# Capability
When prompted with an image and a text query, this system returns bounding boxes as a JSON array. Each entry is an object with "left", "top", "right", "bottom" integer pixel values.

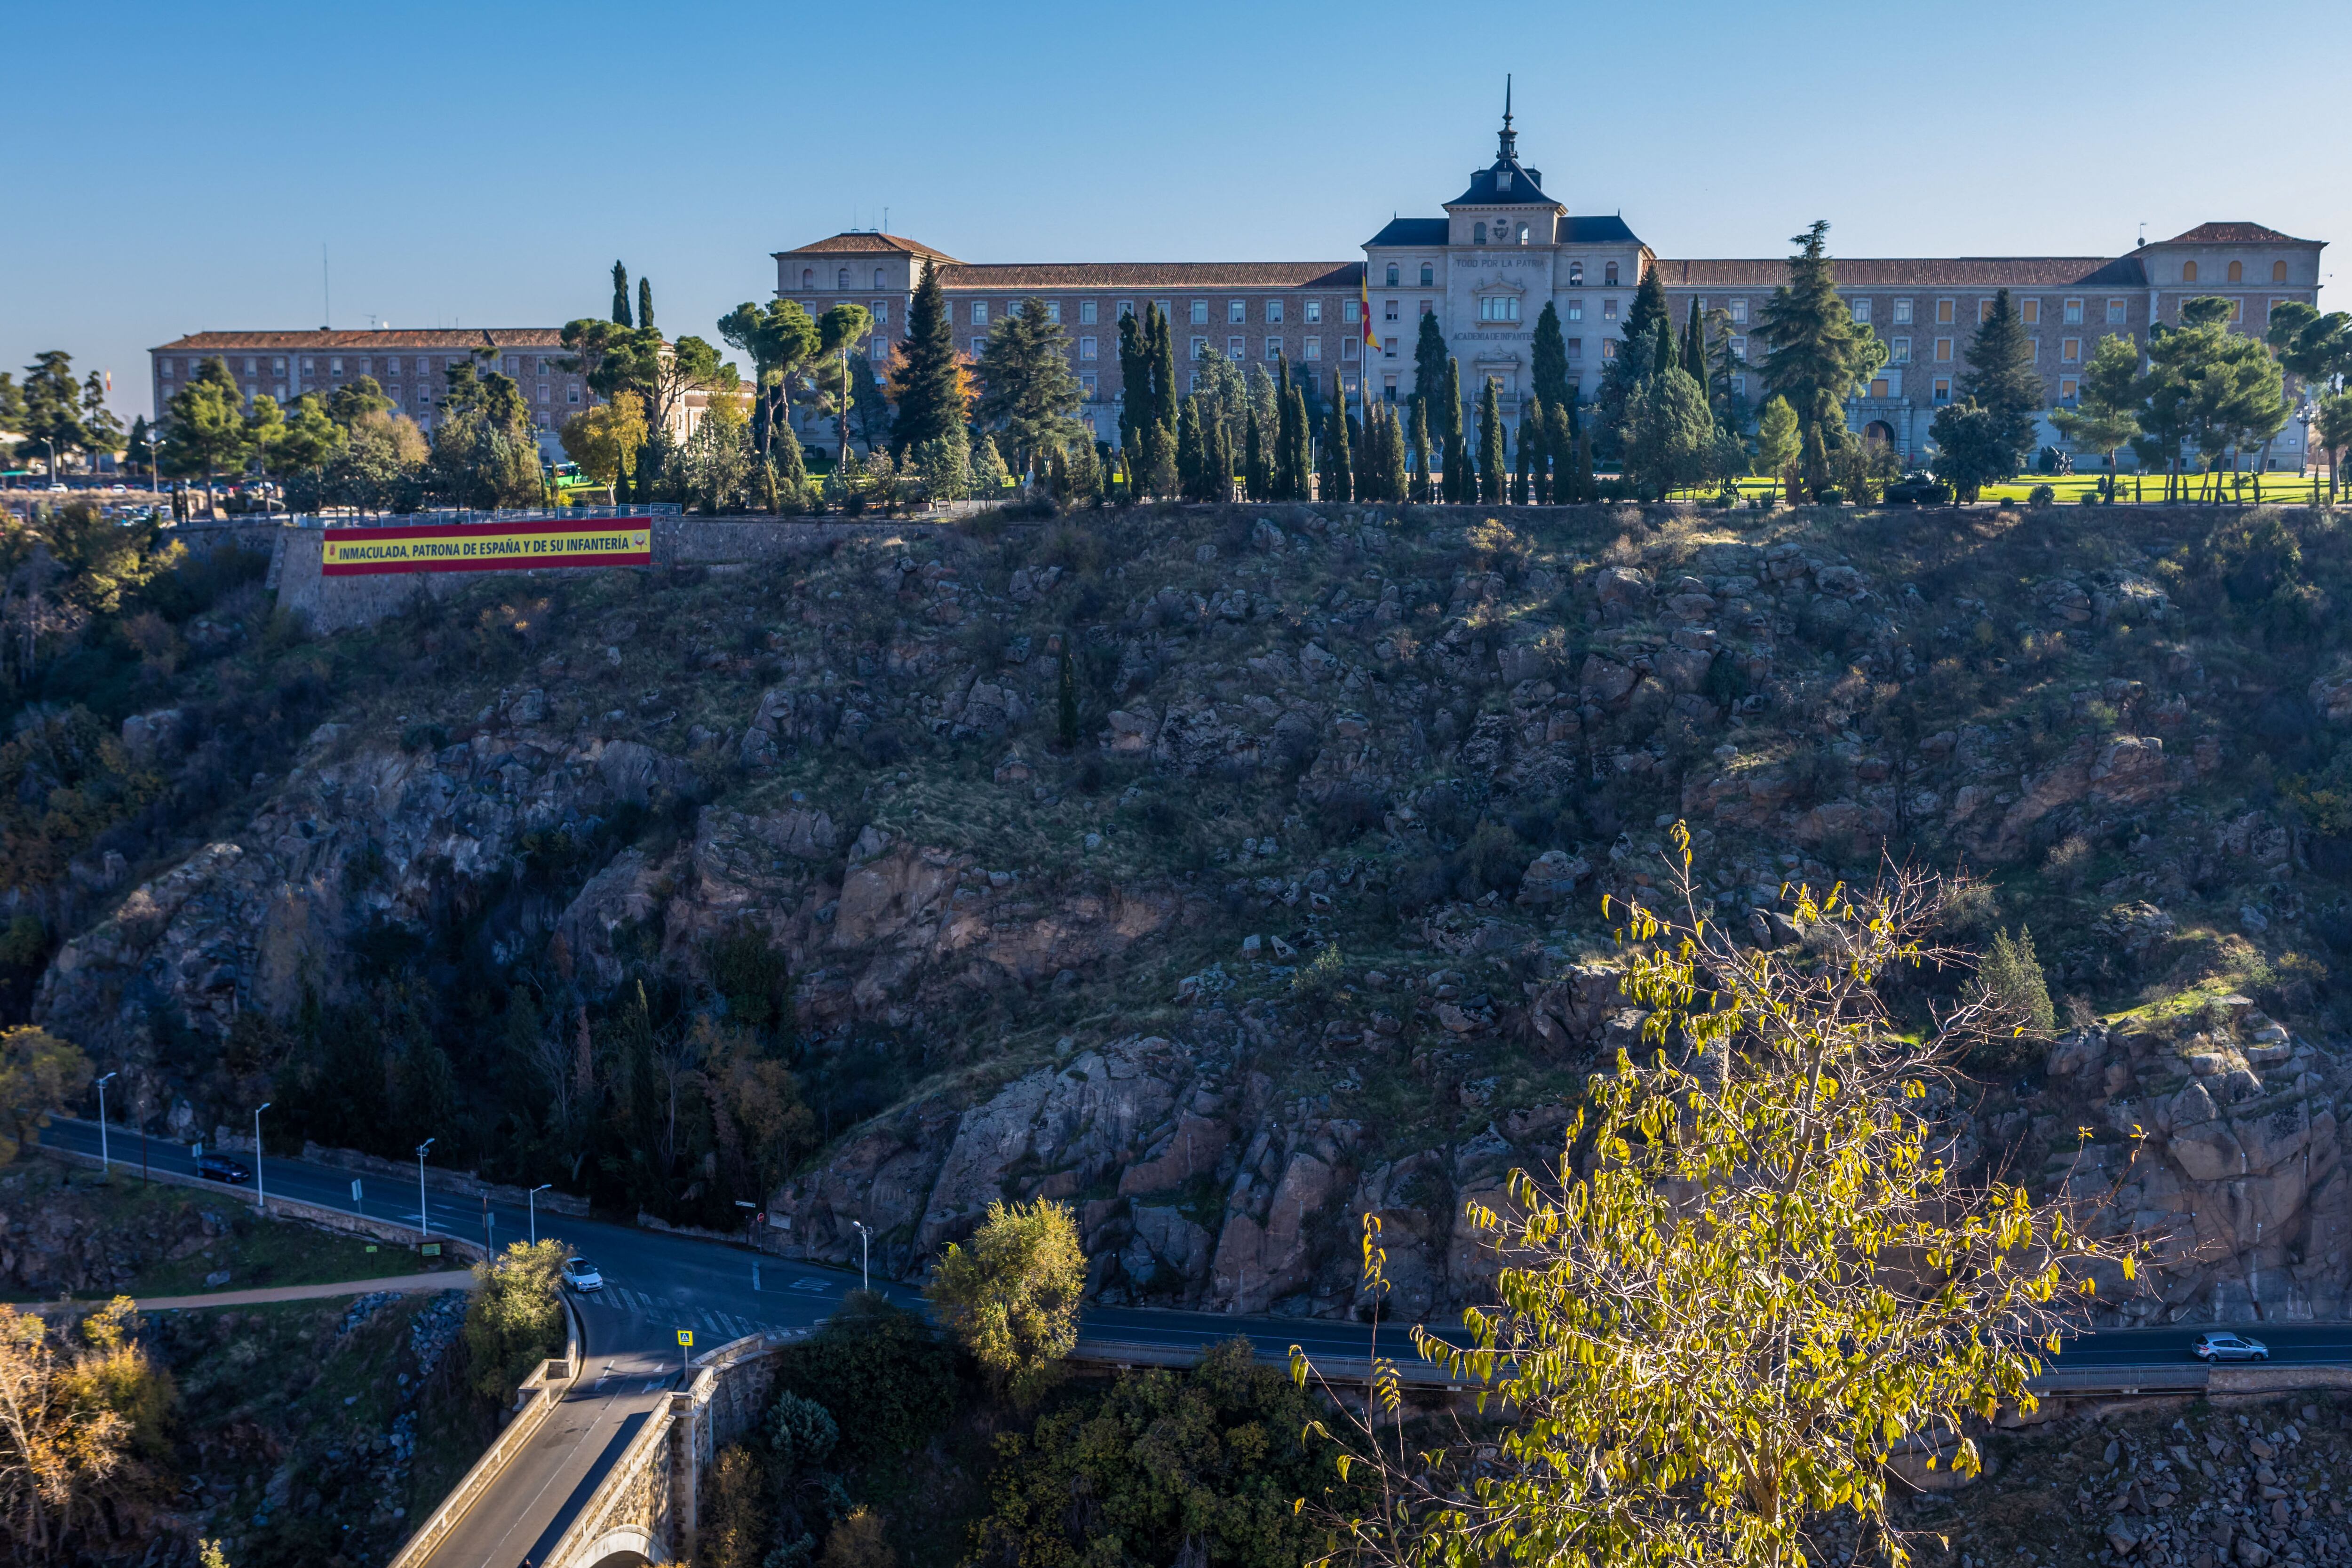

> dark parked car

[
  {"left": 1883, "top": 473, "right": 1952, "bottom": 505},
  {"left": 195, "top": 1153, "right": 251, "bottom": 1184}
]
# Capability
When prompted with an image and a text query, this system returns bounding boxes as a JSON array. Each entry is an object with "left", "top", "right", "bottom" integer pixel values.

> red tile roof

[
  {"left": 772, "top": 232, "right": 960, "bottom": 261},
  {"left": 935, "top": 261, "right": 1364, "bottom": 290},
  {"left": 152, "top": 328, "right": 568, "bottom": 352},
  {"left": 2160, "top": 222, "right": 2312, "bottom": 246}
]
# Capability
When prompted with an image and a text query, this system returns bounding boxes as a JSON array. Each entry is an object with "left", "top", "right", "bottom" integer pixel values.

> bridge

[{"left": 39, "top": 1117, "right": 2352, "bottom": 1567}]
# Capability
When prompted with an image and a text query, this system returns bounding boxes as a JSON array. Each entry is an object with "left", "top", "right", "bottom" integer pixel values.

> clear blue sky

[{"left": 14, "top": 0, "right": 2347, "bottom": 421}]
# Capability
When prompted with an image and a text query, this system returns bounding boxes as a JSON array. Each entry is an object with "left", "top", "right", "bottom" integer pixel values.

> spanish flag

[{"left": 1360, "top": 269, "right": 1378, "bottom": 354}]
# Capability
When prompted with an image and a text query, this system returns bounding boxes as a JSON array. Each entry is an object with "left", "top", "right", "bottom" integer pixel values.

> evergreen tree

[
  {"left": 1441, "top": 358, "right": 1467, "bottom": 502},
  {"left": 1410, "top": 396, "right": 1432, "bottom": 503},
  {"left": 1117, "top": 308, "right": 1147, "bottom": 458},
  {"left": 1625, "top": 261, "right": 1670, "bottom": 350},
  {"left": 1477, "top": 377, "right": 1505, "bottom": 502},
  {"left": 976, "top": 299, "right": 1087, "bottom": 474},
  {"left": 1575, "top": 426, "right": 1595, "bottom": 502},
  {"left": 774, "top": 422, "right": 809, "bottom": 511},
  {"left": 1412, "top": 312, "right": 1449, "bottom": 425},
  {"left": 1757, "top": 220, "right": 1886, "bottom": 440},
  {"left": 1531, "top": 302, "right": 1573, "bottom": 412},
  {"left": 1959, "top": 288, "right": 2042, "bottom": 474},
  {"left": 1245, "top": 406, "right": 1267, "bottom": 500},
  {"left": 637, "top": 277, "right": 655, "bottom": 334},
  {"left": 1380, "top": 402, "right": 1410, "bottom": 502},
  {"left": 1683, "top": 297, "right": 1707, "bottom": 384},
  {"left": 1322, "top": 373, "right": 1353, "bottom": 504},
  {"left": 1623, "top": 366, "right": 1717, "bottom": 501},
  {"left": 611, "top": 261, "right": 631, "bottom": 326},
  {"left": 1545, "top": 400, "right": 1577, "bottom": 502},
  {"left": 1517, "top": 400, "right": 1542, "bottom": 503},
  {"left": 1284, "top": 383, "right": 1312, "bottom": 501},
  {"left": 890, "top": 260, "right": 963, "bottom": 455},
  {"left": 1148, "top": 306, "right": 1178, "bottom": 436},
  {"left": 1351, "top": 402, "right": 1371, "bottom": 501},
  {"left": 1652, "top": 326, "right": 1672, "bottom": 380},
  {"left": 1176, "top": 395, "right": 1205, "bottom": 501}
]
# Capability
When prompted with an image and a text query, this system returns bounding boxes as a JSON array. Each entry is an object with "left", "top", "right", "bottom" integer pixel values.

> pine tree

[
  {"left": 891, "top": 260, "right": 963, "bottom": 456},
  {"left": 1410, "top": 396, "right": 1432, "bottom": 503},
  {"left": 1245, "top": 406, "right": 1267, "bottom": 500},
  {"left": 1441, "top": 358, "right": 1467, "bottom": 502},
  {"left": 637, "top": 278, "right": 654, "bottom": 334},
  {"left": 1176, "top": 395, "right": 1205, "bottom": 501},
  {"left": 1959, "top": 288, "right": 2043, "bottom": 472},
  {"left": 1322, "top": 374, "right": 1353, "bottom": 504},
  {"left": 1531, "top": 302, "right": 1573, "bottom": 412},
  {"left": 1546, "top": 401, "right": 1577, "bottom": 502},
  {"left": 612, "top": 261, "right": 631, "bottom": 326},
  {"left": 1518, "top": 399, "right": 1542, "bottom": 503}
]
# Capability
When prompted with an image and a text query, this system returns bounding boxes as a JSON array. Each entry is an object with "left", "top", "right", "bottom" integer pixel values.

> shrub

[
  {"left": 462, "top": 1239, "right": 567, "bottom": 1399},
  {"left": 1976, "top": 926, "right": 2057, "bottom": 1039},
  {"left": 2028, "top": 483, "right": 2057, "bottom": 507},
  {"left": 772, "top": 1294, "right": 955, "bottom": 1467}
]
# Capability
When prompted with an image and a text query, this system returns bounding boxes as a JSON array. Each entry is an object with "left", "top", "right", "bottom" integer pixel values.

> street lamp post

[
  {"left": 94, "top": 1073, "right": 116, "bottom": 1171},
  {"left": 2299, "top": 399, "right": 2320, "bottom": 503},
  {"left": 529, "top": 1183, "right": 550, "bottom": 1246},
  {"left": 253, "top": 1102, "right": 272, "bottom": 1214},
  {"left": 415, "top": 1138, "right": 436, "bottom": 1245},
  {"left": 850, "top": 1220, "right": 872, "bottom": 1295}
]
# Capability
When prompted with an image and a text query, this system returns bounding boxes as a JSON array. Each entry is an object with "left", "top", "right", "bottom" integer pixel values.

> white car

[
  {"left": 561, "top": 1256, "right": 604, "bottom": 1292},
  {"left": 2192, "top": 1331, "right": 2269, "bottom": 1362}
]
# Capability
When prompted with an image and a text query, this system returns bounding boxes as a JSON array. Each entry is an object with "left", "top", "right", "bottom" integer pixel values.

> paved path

[{"left": 19, "top": 1269, "right": 477, "bottom": 1315}]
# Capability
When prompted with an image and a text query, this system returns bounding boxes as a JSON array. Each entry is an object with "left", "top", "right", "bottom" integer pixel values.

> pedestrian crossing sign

[{"left": 677, "top": 1329, "right": 693, "bottom": 1347}]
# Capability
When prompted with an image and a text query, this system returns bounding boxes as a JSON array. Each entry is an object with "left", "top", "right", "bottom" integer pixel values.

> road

[{"left": 40, "top": 1115, "right": 2352, "bottom": 1562}]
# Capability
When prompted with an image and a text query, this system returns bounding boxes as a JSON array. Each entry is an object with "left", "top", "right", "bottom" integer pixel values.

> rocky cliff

[{"left": 32, "top": 501, "right": 2352, "bottom": 1322}]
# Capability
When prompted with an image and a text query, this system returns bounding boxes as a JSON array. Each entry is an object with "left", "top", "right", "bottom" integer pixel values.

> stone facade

[{"left": 773, "top": 112, "right": 2326, "bottom": 470}]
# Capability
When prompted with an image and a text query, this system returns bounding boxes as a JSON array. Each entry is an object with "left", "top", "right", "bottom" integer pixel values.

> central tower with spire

[{"left": 1498, "top": 73, "right": 1517, "bottom": 162}]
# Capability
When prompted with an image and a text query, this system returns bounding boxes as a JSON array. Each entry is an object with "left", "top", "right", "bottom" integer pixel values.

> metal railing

[{"left": 258, "top": 504, "right": 683, "bottom": 531}]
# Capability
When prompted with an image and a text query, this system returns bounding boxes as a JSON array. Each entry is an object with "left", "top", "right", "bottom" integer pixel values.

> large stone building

[
  {"left": 775, "top": 107, "right": 2326, "bottom": 469},
  {"left": 146, "top": 328, "right": 727, "bottom": 459}
]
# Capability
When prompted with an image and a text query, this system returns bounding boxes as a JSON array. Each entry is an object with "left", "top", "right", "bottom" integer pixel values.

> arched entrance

[
  {"left": 1863, "top": 421, "right": 1895, "bottom": 446},
  {"left": 576, "top": 1525, "right": 666, "bottom": 1568}
]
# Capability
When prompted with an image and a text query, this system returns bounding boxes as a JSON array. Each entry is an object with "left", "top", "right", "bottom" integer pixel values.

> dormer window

[
  {"left": 1497, "top": 170, "right": 1513, "bottom": 192},
  {"left": 1474, "top": 222, "right": 1487, "bottom": 244}
]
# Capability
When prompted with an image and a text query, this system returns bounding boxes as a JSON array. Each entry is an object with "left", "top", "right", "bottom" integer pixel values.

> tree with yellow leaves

[
  {"left": 0, "top": 1026, "right": 86, "bottom": 1165},
  {"left": 0, "top": 1297, "right": 175, "bottom": 1559},
  {"left": 923, "top": 1198, "right": 1084, "bottom": 1406},
  {"left": 558, "top": 389, "right": 648, "bottom": 502},
  {"left": 1292, "top": 836, "right": 2143, "bottom": 1568}
]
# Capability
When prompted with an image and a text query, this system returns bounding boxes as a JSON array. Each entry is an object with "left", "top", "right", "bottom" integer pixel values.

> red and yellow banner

[{"left": 320, "top": 517, "right": 653, "bottom": 576}]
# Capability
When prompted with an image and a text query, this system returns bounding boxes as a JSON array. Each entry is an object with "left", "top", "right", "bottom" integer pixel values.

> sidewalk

[{"left": 19, "top": 1269, "right": 478, "bottom": 1315}]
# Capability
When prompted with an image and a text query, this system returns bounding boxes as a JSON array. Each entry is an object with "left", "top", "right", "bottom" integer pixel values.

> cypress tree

[
  {"left": 1574, "top": 426, "right": 1595, "bottom": 503},
  {"left": 1056, "top": 635, "right": 1078, "bottom": 749},
  {"left": 1298, "top": 381, "right": 1317, "bottom": 501},
  {"left": 1411, "top": 312, "right": 1449, "bottom": 428},
  {"left": 1117, "top": 308, "right": 1147, "bottom": 459},
  {"left": 892, "top": 259, "right": 962, "bottom": 456},
  {"left": 1531, "top": 301, "right": 1573, "bottom": 412},
  {"left": 1381, "top": 403, "right": 1410, "bottom": 502},
  {"left": 611, "top": 261, "right": 631, "bottom": 326},
  {"left": 1516, "top": 399, "right": 1540, "bottom": 504},
  {"left": 1477, "top": 378, "right": 1504, "bottom": 503},
  {"left": 1176, "top": 395, "right": 1205, "bottom": 501},
  {"left": 1653, "top": 325, "right": 1673, "bottom": 380},
  {"left": 1684, "top": 297, "right": 1707, "bottom": 384},
  {"left": 1351, "top": 402, "right": 1372, "bottom": 502},
  {"left": 1323, "top": 373, "right": 1353, "bottom": 504},
  {"left": 1148, "top": 307, "right": 1178, "bottom": 437},
  {"left": 1410, "top": 397, "right": 1432, "bottom": 503},
  {"left": 1441, "top": 358, "right": 1466, "bottom": 502},
  {"left": 637, "top": 277, "right": 655, "bottom": 334},
  {"left": 1547, "top": 401, "right": 1577, "bottom": 502},
  {"left": 774, "top": 423, "right": 808, "bottom": 512},
  {"left": 1245, "top": 406, "right": 1267, "bottom": 501}
]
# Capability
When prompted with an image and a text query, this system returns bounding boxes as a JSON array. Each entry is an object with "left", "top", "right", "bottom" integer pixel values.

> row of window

[
  {"left": 160, "top": 353, "right": 577, "bottom": 382},
  {"left": 2181, "top": 259, "right": 2291, "bottom": 283},
  {"left": 796, "top": 265, "right": 894, "bottom": 290}
]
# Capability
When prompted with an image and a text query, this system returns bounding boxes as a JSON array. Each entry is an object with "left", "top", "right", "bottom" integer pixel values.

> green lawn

[{"left": 2, "top": 1161, "right": 456, "bottom": 1301}]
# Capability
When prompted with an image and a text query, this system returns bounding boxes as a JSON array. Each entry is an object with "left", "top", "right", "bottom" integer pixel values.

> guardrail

[{"left": 386, "top": 1292, "right": 583, "bottom": 1568}]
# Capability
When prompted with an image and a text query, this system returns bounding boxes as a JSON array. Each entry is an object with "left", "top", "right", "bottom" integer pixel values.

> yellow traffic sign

[{"left": 677, "top": 1329, "right": 693, "bottom": 1347}]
